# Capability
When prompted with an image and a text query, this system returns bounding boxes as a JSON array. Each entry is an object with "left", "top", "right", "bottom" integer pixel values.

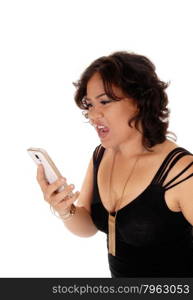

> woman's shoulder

[
  {"left": 153, "top": 139, "right": 179, "bottom": 156},
  {"left": 160, "top": 139, "right": 193, "bottom": 163},
  {"left": 147, "top": 139, "right": 193, "bottom": 169},
  {"left": 155, "top": 139, "right": 193, "bottom": 188}
]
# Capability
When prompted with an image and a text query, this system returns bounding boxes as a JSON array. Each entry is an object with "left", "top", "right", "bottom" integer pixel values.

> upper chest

[{"left": 97, "top": 148, "right": 182, "bottom": 213}]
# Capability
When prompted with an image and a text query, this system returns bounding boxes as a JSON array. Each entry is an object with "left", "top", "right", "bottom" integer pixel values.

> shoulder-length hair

[{"left": 73, "top": 51, "right": 177, "bottom": 151}]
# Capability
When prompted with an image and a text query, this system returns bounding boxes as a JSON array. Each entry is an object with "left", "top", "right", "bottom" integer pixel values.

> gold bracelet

[
  {"left": 60, "top": 203, "right": 76, "bottom": 221},
  {"left": 50, "top": 203, "right": 76, "bottom": 221}
]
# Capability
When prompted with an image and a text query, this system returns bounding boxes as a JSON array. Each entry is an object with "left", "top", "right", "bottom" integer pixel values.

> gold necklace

[{"left": 108, "top": 149, "right": 145, "bottom": 256}]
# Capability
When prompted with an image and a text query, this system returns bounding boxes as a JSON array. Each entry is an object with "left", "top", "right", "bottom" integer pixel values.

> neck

[{"left": 108, "top": 135, "right": 149, "bottom": 159}]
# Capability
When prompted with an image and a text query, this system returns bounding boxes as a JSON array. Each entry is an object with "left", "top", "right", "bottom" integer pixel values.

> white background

[{"left": 0, "top": 0, "right": 193, "bottom": 277}]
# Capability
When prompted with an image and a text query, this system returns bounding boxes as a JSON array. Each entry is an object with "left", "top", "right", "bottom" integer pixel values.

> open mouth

[{"left": 96, "top": 125, "right": 110, "bottom": 139}]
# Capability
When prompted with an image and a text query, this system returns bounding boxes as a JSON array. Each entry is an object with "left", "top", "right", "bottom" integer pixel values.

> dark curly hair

[{"left": 73, "top": 51, "right": 177, "bottom": 151}]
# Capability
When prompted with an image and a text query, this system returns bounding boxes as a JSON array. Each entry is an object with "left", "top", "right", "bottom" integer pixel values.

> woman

[{"left": 37, "top": 51, "right": 193, "bottom": 277}]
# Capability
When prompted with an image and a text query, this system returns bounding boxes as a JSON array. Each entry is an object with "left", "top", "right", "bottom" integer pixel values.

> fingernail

[{"left": 60, "top": 178, "right": 66, "bottom": 183}]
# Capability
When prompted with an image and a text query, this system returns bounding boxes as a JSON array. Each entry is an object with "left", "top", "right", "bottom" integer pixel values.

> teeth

[{"left": 93, "top": 124, "right": 105, "bottom": 129}]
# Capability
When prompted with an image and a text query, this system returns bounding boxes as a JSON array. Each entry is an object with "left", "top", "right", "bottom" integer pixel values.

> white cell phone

[{"left": 27, "top": 147, "right": 73, "bottom": 195}]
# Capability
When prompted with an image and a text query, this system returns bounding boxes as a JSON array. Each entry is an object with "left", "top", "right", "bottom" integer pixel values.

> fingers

[
  {"left": 49, "top": 183, "right": 75, "bottom": 207},
  {"left": 54, "top": 190, "right": 80, "bottom": 216},
  {"left": 36, "top": 164, "right": 66, "bottom": 196},
  {"left": 36, "top": 163, "right": 79, "bottom": 216},
  {"left": 36, "top": 164, "right": 48, "bottom": 192},
  {"left": 43, "top": 177, "right": 76, "bottom": 206},
  {"left": 45, "top": 177, "right": 67, "bottom": 201}
]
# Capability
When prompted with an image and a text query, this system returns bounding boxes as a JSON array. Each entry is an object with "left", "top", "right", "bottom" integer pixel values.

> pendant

[{"left": 108, "top": 213, "right": 116, "bottom": 256}]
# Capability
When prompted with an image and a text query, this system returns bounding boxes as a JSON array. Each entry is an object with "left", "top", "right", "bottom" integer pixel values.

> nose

[{"left": 87, "top": 106, "right": 104, "bottom": 123}]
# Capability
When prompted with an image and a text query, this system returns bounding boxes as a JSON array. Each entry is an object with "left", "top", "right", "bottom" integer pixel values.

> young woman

[{"left": 37, "top": 51, "right": 193, "bottom": 277}]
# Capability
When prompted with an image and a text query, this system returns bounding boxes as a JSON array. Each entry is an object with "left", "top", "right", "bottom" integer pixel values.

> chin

[{"left": 100, "top": 140, "right": 117, "bottom": 150}]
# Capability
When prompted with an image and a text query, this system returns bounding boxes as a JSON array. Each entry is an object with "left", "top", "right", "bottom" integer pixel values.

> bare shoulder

[
  {"left": 138, "top": 139, "right": 180, "bottom": 170},
  {"left": 160, "top": 140, "right": 193, "bottom": 224},
  {"left": 175, "top": 148, "right": 193, "bottom": 225},
  {"left": 178, "top": 162, "right": 193, "bottom": 226},
  {"left": 160, "top": 139, "right": 193, "bottom": 174},
  {"left": 150, "top": 139, "right": 179, "bottom": 158}
]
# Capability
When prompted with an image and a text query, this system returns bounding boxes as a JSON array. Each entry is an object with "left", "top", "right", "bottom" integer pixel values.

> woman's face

[{"left": 85, "top": 72, "right": 140, "bottom": 149}]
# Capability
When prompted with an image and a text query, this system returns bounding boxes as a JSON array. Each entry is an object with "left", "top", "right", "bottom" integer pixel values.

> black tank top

[{"left": 91, "top": 144, "right": 193, "bottom": 277}]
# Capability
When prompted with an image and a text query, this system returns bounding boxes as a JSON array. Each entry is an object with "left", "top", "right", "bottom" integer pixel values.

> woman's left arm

[{"left": 178, "top": 157, "right": 193, "bottom": 226}]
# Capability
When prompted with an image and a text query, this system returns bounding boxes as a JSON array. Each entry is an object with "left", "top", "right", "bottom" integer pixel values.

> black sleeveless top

[{"left": 91, "top": 145, "right": 193, "bottom": 277}]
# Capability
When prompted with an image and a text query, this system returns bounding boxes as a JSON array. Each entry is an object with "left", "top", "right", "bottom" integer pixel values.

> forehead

[
  {"left": 86, "top": 72, "right": 104, "bottom": 94},
  {"left": 86, "top": 72, "right": 124, "bottom": 98}
]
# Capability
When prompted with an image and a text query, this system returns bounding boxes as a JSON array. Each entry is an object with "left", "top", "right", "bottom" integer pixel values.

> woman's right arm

[{"left": 36, "top": 156, "right": 98, "bottom": 238}]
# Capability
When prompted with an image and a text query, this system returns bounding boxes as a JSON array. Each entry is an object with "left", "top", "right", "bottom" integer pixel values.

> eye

[
  {"left": 84, "top": 103, "right": 92, "bottom": 109},
  {"left": 100, "top": 100, "right": 112, "bottom": 105},
  {"left": 82, "top": 99, "right": 91, "bottom": 109},
  {"left": 82, "top": 99, "right": 112, "bottom": 110}
]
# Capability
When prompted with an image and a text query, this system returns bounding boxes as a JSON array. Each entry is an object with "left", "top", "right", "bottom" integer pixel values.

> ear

[
  {"left": 132, "top": 99, "right": 139, "bottom": 111},
  {"left": 134, "top": 105, "right": 139, "bottom": 114}
]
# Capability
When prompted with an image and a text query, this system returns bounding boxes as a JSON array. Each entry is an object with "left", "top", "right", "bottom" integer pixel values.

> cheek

[
  {"left": 113, "top": 113, "right": 135, "bottom": 136},
  {"left": 108, "top": 104, "right": 136, "bottom": 129},
  {"left": 120, "top": 106, "right": 138, "bottom": 125},
  {"left": 113, "top": 119, "right": 130, "bottom": 134}
]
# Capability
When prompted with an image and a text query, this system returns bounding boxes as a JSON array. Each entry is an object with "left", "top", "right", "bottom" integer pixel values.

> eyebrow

[{"left": 85, "top": 93, "right": 106, "bottom": 101}]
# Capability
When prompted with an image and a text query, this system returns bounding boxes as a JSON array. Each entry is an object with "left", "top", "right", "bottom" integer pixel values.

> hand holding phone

[
  {"left": 27, "top": 147, "right": 79, "bottom": 217},
  {"left": 27, "top": 147, "right": 73, "bottom": 194}
]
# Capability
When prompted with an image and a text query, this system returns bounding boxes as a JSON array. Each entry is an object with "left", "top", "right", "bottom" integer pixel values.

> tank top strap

[
  {"left": 151, "top": 147, "right": 193, "bottom": 187},
  {"left": 93, "top": 144, "right": 105, "bottom": 167}
]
